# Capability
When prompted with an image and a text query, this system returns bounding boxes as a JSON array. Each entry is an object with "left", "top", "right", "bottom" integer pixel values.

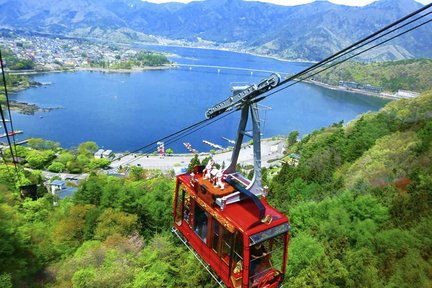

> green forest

[
  {"left": 1, "top": 90, "right": 432, "bottom": 287},
  {"left": 88, "top": 51, "right": 170, "bottom": 70},
  {"left": 1, "top": 47, "right": 35, "bottom": 71},
  {"left": 313, "top": 59, "right": 432, "bottom": 92}
]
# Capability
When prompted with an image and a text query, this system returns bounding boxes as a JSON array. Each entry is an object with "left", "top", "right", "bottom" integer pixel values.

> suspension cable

[
  {"left": 275, "top": 3, "right": 432, "bottom": 89},
  {"left": 113, "top": 3, "right": 432, "bottom": 168},
  {"left": 284, "top": 9, "right": 432, "bottom": 87},
  {"left": 0, "top": 48, "right": 20, "bottom": 178},
  {"left": 0, "top": 49, "right": 18, "bottom": 147},
  {"left": 263, "top": 17, "right": 432, "bottom": 100},
  {"left": 111, "top": 117, "right": 211, "bottom": 162},
  {"left": 117, "top": 110, "right": 236, "bottom": 167}
]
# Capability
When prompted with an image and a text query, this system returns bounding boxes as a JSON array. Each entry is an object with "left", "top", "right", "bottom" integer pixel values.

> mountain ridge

[{"left": 0, "top": 0, "right": 430, "bottom": 61}]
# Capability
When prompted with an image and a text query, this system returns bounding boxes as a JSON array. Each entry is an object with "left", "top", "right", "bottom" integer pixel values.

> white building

[{"left": 94, "top": 149, "right": 105, "bottom": 158}]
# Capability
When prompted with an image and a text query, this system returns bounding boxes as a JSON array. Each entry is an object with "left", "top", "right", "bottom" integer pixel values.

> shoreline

[
  {"left": 141, "top": 42, "right": 315, "bottom": 64},
  {"left": 75, "top": 64, "right": 173, "bottom": 73},
  {"left": 7, "top": 64, "right": 174, "bottom": 75},
  {"left": 304, "top": 79, "right": 399, "bottom": 100},
  {"left": 6, "top": 64, "right": 174, "bottom": 114},
  {"left": 9, "top": 100, "right": 62, "bottom": 115}
]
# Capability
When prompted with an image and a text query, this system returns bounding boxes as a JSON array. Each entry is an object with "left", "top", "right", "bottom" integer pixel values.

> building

[
  {"left": 48, "top": 180, "right": 78, "bottom": 200},
  {"left": 395, "top": 90, "right": 420, "bottom": 98},
  {"left": 102, "top": 149, "right": 114, "bottom": 159},
  {"left": 94, "top": 149, "right": 114, "bottom": 159},
  {"left": 94, "top": 149, "right": 104, "bottom": 158}
]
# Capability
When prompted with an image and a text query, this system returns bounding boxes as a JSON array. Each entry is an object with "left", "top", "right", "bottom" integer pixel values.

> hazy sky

[{"left": 142, "top": 0, "right": 432, "bottom": 6}]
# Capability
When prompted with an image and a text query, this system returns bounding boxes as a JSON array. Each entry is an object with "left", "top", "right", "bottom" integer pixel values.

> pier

[{"left": 0, "top": 130, "right": 23, "bottom": 138}]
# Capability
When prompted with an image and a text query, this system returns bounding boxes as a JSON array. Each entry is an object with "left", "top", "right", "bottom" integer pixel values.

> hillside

[
  {"left": 313, "top": 58, "right": 432, "bottom": 92},
  {"left": 1, "top": 88, "right": 431, "bottom": 286},
  {"left": 269, "top": 89, "right": 432, "bottom": 286},
  {"left": 0, "top": 0, "right": 430, "bottom": 61}
]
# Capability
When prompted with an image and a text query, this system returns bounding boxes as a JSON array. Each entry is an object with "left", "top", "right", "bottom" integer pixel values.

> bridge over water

[{"left": 174, "top": 63, "right": 291, "bottom": 77}]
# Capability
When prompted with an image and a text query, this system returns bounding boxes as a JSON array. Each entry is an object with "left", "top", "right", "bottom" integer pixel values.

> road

[
  {"left": 110, "top": 139, "right": 285, "bottom": 172},
  {"left": 41, "top": 171, "right": 89, "bottom": 181},
  {"left": 40, "top": 139, "right": 285, "bottom": 183}
]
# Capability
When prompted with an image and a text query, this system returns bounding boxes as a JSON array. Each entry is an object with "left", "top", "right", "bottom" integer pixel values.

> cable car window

[
  {"left": 183, "top": 193, "right": 191, "bottom": 226},
  {"left": 249, "top": 234, "right": 285, "bottom": 287},
  {"left": 249, "top": 223, "right": 290, "bottom": 245},
  {"left": 233, "top": 234, "right": 243, "bottom": 264},
  {"left": 194, "top": 204, "right": 209, "bottom": 243},
  {"left": 212, "top": 219, "right": 221, "bottom": 253},
  {"left": 221, "top": 226, "right": 233, "bottom": 265},
  {"left": 230, "top": 234, "right": 244, "bottom": 287},
  {"left": 175, "top": 189, "right": 184, "bottom": 225}
]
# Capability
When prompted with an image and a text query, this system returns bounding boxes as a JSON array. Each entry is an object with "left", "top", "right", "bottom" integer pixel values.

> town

[{"left": 0, "top": 29, "right": 169, "bottom": 71}]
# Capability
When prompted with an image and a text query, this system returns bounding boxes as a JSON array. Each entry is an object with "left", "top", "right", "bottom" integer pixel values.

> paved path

[
  {"left": 41, "top": 171, "right": 89, "bottom": 181},
  {"left": 110, "top": 139, "right": 285, "bottom": 172},
  {"left": 40, "top": 139, "right": 285, "bottom": 183}
]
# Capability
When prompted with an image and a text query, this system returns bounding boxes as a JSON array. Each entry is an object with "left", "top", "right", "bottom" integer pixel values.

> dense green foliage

[
  {"left": 0, "top": 91, "right": 431, "bottom": 287},
  {"left": 269, "top": 90, "right": 432, "bottom": 287},
  {"left": 89, "top": 51, "right": 170, "bottom": 70},
  {"left": 0, "top": 168, "right": 211, "bottom": 287},
  {"left": 0, "top": 73, "right": 30, "bottom": 96},
  {"left": 314, "top": 59, "right": 432, "bottom": 92},
  {"left": 7, "top": 139, "right": 112, "bottom": 173},
  {"left": 1, "top": 47, "right": 35, "bottom": 70}
]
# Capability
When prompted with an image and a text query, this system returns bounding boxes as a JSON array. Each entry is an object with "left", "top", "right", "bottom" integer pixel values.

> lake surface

[{"left": 10, "top": 46, "right": 388, "bottom": 152}]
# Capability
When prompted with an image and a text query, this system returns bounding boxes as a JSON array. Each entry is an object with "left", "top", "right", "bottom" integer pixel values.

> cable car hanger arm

[
  {"left": 205, "top": 73, "right": 281, "bottom": 119},
  {"left": 206, "top": 73, "right": 281, "bottom": 210}
]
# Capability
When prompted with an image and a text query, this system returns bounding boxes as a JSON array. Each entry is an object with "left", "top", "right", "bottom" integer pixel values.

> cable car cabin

[{"left": 173, "top": 166, "right": 290, "bottom": 288}]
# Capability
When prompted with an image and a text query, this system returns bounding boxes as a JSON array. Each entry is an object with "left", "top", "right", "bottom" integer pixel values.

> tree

[
  {"left": 129, "top": 166, "right": 146, "bottom": 181},
  {"left": 187, "top": 154, "right": 200, "bottom": 172},
  {"left": 57, "top": 152, "right": 74, "bottom": 165},
  {"left": 94, "top": 208, "right": 139, "bottom": 240},
  {"left": 52, "top": 204, "right": 94, "bottom": 248},
  {"left": 165, "top": 148, "right": 173, "bottom": 156},
  {"left": 0, "top": 273, "right": 12, "bottom": 288},
  {"left": 28, "top": 138, "right": 60, "bottom": 151},
  {"left": 88, "top": 158, "right": 111, "bottom": 170},
  {"left": 25, "top": 150, "right": 55, "bottom": 169},
  {"left": 48, "top": 162, "right": 65, "bottom": 173},
  {"left": 66, "top": 160, "right": 83, "bottom": 174},
  {"left": 287, "top": 130, "right": 299, "bottom": 147},
  {"left": 77, "top": 141, "right": 98, "bottom": 157}
]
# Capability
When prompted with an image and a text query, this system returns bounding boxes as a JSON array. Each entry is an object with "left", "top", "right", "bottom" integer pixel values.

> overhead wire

[
  {"left": 0, "top": 49, "right": 18, "bottom": 147},
  {"left": 0, "top": 148, "right": 14, "bottom": 178},
  {"left": 263, "top": 16, "right": 432, "bottom": 100},
  {"left": 0, "top": 48, "right": 20, "bottom": 178},
  {"left": 290, "top": 9, "right": 432, "bottom": 83},
  {"left": 273, "top": 3, "right": 432, "bottom": 90},
  {"left": 117, "top": 110, "right": 236, "bottom": 167},
  {"left": 114, "top": 3, "right": 432, "bottom": 167},
  {"left": 111, "top": 117, "right": 211, "bottom": 163}
]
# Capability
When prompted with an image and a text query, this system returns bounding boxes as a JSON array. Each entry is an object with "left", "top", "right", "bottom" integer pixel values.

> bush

[{"left": 48, "top": 162, "right": 65, "bottom": 173}]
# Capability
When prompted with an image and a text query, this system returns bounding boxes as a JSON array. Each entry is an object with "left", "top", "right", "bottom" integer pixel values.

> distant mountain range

[{"left": 0, "top": 0, "right": 431, "bottom": 61}]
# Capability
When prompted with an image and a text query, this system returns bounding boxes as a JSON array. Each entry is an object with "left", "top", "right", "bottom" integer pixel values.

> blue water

[{"left": 10, "top": 46, "right": 388, "bottom": 152}]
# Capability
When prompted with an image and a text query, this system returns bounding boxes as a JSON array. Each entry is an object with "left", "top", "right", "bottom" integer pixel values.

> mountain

[{"left": 0, "top": 0, "right": 430, "bottom": 61}]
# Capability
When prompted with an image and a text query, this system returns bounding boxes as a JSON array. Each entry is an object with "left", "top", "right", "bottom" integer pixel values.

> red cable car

[{"left": 172, "top": 74, "right": 290, "bottom": 288}]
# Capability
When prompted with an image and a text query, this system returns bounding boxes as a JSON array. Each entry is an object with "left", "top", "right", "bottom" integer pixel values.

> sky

[{"left": 142, "top": 0, "right": 432, "bottom": 6}]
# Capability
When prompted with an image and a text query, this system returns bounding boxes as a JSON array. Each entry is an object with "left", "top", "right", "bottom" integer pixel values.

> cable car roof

[{"left": 178, "top": 173, "right": 288, "bottom": 236}]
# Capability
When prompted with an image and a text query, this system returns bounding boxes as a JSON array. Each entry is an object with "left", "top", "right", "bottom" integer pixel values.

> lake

[{"left": 10, "top": 46, "right": 389, "bottom": 153}]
